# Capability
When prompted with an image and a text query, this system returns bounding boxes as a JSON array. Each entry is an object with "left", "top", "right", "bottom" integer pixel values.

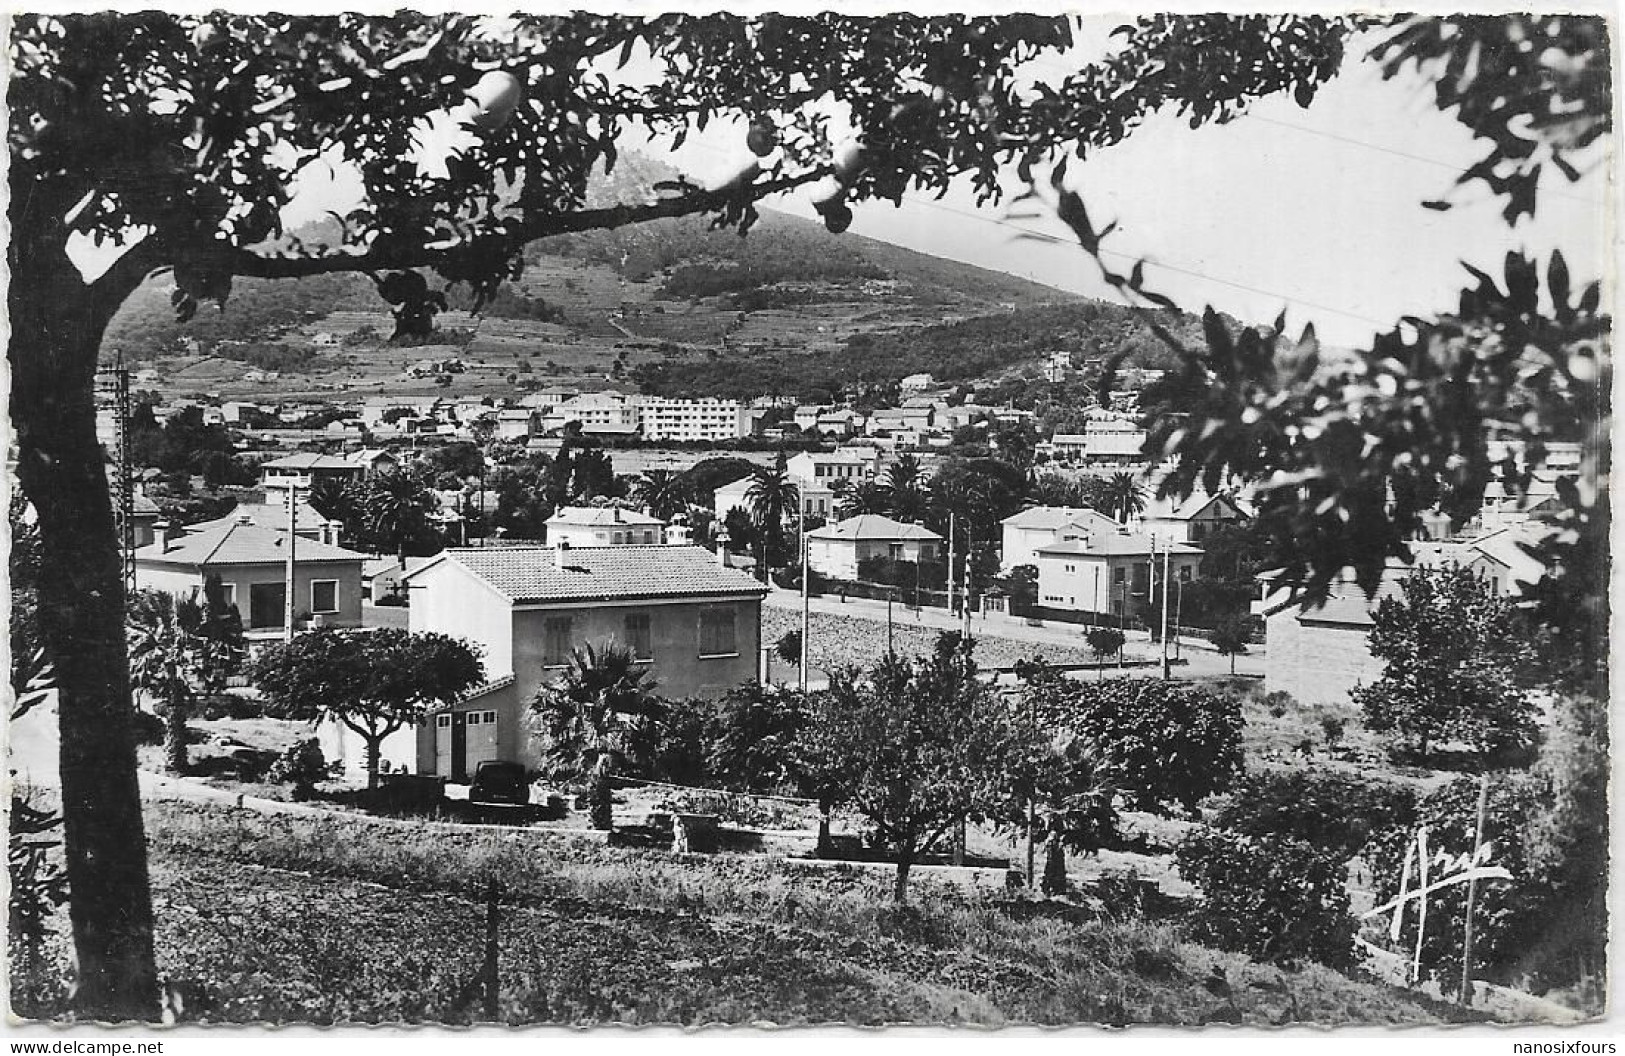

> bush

[
  {"left": 267, "top": 739, "right": 330, "bottom": 799},
  {"left": 1176, "top": 828, "right": 1356, "bottom": 968},
  {"left": 1214, "top": 769, "right": 1417, "bottom": 862}
]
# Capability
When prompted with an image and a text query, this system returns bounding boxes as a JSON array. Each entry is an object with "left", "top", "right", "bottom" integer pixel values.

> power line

[{"left": 677, "top": 136, "right": 1394, "bottom": 329}]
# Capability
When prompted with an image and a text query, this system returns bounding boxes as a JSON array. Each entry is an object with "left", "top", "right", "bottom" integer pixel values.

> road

[{"left": 764, "top": 586, "right": 1265, "bottom": 681}]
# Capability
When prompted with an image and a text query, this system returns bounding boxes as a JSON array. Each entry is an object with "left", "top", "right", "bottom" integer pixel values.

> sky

[
  {"left": 234, "top": 14, "right": 1611, "bottom": 353},
  {"left": 644, "top": 23, "right": 1610, "bottom": 350}
]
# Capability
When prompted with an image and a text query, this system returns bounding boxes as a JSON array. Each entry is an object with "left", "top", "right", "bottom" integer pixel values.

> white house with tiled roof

[
  {"left": 133, "top": 515, "right": 367, "bottom": 636},
  {"left": 543, "top": 506, "right": 666, "bottom": 548},
  {"left": 1000, "top": 506, "right": 1120, "bottom": 571},
  {"left": 1034, "top": 531, "right": 1201, "bottom": 620},
  {"left": 401, "top": 544, "right": 767, "bottom": 780},
  {"left": 1138, "top": 490, "right": 1250, "bottom": 544},
  {"left": 806, "top": 514, "right": 943, "bottom": 581},
  {"left": 258, "top": 451, "right": 365, "bottom": 502}
]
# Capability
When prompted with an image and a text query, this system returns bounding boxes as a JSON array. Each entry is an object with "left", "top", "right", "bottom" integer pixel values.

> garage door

[
  {"left": 464, "top": 710, "right": 499, "bottom": 772},
  {"left": 434, "top": 714, "right": 453, "bottom": 777}
]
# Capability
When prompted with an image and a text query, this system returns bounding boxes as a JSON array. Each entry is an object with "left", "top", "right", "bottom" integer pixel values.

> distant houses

[
  {"left": 1000, "top": 506, "right": 1119, "bottom": 570},
  {"left": 543, "top": 506, "right": 666, "bottom": 547}
]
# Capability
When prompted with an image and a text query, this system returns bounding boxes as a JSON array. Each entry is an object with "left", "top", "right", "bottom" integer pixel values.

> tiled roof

[
  {"left": 135, "top": 521, "right": 367, "bottom": 566},
  {"left": 808, "top": 515, "right": 942, "bottom": 542},
  {"left": 1036, "top": 533, "right": 1202, "bottom": 558},
  {"left": 417, "top": 545, "right": 767, "bottom": 604},
  {"left": 185, "top": 500, "right": 328, "bottom": 535},
  {"left": 545, "top": 506, "right": 665, "bottom": 528},
  {"left": 261, "top": 453, "right": 361, "bottom": 471},
  {"left": 1002, "top": 506, "right": 1116, "bottom": 531}
]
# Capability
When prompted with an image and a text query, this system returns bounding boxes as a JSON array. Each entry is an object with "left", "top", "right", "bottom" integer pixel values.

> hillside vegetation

[{"left": 101, "top": 173, "right": 1207, "bottom": 402}]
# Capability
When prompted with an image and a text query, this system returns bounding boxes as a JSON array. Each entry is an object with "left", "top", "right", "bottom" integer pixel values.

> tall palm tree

[
  {"left": 126, "top": 580, "right": 244, "bottom": 774},
  {"left": 883, "top": 453, "right": 926, "bottom": 522},
  {"left": 366, "top": 468, "right": 434, "bottom": 562},
  {"left": 1104, "top": 471, "right": 1147, "bottom": 524},
  {"left": 745, "top": 454, "right": 800, "bottom": 579},
  {"left": 530, "top": 642, "right": 664, "bottom": 830},
  {"left": 837, "top": 478, "right": 891, "bottom": 519},
  {"left": 633, "top": 469, "right": 686, "bottom": 521}
]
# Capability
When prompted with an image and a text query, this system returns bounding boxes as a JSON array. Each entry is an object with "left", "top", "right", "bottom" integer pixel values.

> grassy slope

[{"left": 6, "top": 799, "right": 1476, "bottom": 1027}]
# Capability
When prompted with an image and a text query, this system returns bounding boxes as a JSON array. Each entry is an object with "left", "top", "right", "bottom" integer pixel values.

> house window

[
  {"left": 436, "top": 714, "right": 452, "bottom": 729},
  {"left": 1113, "top": 567, "right": 1126, "bottom": 583},
  {"left": 613, "top": 531, "right": 624, "bottom": 544},
  {"left": 1180, "top": 566, "right": 1193, "bottom": 582},
  {"left": 698, "top": 606, "right": 738, "bottom": 657},
  {"left": 465, "top": 709, "right": 497, "bottom": 726},
  {"left": 624, "top": 612, "right": 653, "bottom": 661},
  {"left": 543, "top": 616, "right": 573, "bottom": 666},
  {"left": 310, "top": 579, "right": 338, "bottom": 614}
]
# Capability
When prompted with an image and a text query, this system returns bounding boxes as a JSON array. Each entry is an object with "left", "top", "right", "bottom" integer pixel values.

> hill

[{"left": 101, "top": 164, "right": 1203, "bottom": 403}]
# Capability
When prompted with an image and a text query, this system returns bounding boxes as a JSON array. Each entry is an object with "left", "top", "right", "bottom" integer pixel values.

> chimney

[
  {"left": 323, "top": 520, "right": 341, "bottom": 546},
  {"left": 153, "top": 520, "right": 173, "bottom": 551},
  {"left": 612, "top": 507, "right": 623, "bottom": 523},
  {"left": 554, "top": 538, "right": 570, "bottom": 570},
  {"left": 715, "top": 529, "right": 731, "bottom": 567}
]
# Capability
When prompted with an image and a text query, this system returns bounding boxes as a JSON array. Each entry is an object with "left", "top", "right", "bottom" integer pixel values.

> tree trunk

[
  {"left": 892, "top": 855, "right": 913, "bottom": 904},
  {"left": 9, "top": 220, "right": 161, "bottom": 1019},
  {"left": 163, "top": 694, "right": 189, "bottom": 774},
  {"left": 1041, "top": 840, "right": 1069, "bottom": 896},
  {"left": 815, "top": 801, "right": 834, "bottom": 858},
  {"left": 364, "top": 736, "right": 382, "bottom": 790},
  {"left": 1229, "top": 652, "right": 1236, "bottom": 675},
  {"left": 590, "top": 771, "right": 614, "bottom": 830}
]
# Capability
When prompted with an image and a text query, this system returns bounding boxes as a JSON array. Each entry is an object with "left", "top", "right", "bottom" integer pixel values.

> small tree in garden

[
  {"left": 794, "top": 636, "right": 1010, "bottom": 902},
  {"left": 1215, "top": 769, "right": 1417, "bottom": 863},
  {"left": 706, "top": 681, "right": 808, "bottom": 795},
  {"left": 774, "top": 630, "right": 803, "bottom": 668},
  {"left": 1353, "top": 566, "right": 1538, "bottom": 761},
  {"left": 252, "top": 628, "right": 483, "bottom": 790},
  {"left": 126, "top": 578, "right": 245, "bottom": 774},
  {"left": 1176, "top": 828, "right": 1357, "bottom": 968},
  {"left": 1085, "top": 627, "right": 1125, "bottom": 674},
  {"left": 1069, "top": 679, "right": 1244, "bottom": 815},
  {"left": 530, "top": 642, "right": 664, "bottom": 830},
  {"left": 1208, "top": 615, "right": 1252, "bottom": 676}
]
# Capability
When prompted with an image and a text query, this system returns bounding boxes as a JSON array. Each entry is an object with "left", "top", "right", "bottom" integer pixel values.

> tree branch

[{"left": 223, "top": 170, "right": 823, "bottom": 281}]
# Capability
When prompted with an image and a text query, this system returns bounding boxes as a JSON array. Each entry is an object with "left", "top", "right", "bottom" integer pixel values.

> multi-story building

[
  {"left": 1034, "top": 531, "right": 1201, "bottom": 620},
  {"left": 1000, "top": 506, "right": 1120, "bottom": 570},
  {"left": 637, "top": 397, "right": 751, "bottom": 442},
  {"left": 390, "top": 544, "right": 767, "bottom": 781}
]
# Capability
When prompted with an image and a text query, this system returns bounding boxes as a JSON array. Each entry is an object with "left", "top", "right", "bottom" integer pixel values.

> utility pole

[
  {"left": 799, "top": 496, "right": 810, "bottom": 692},
  {"left": 886, "top": 588, "right": 895, "bottom": 654},
  {"left": 284, "top": 480, "right": 300, "bottom": 642},
  {"left": 1160, "top": 544, "right": 1172, "bottom": 680},
  {"left": 947, "top": 510, "right": 956, "bottom": 617},
  {"left": 1459, "top": 772, "right": 1491, "bottom": 1006}
]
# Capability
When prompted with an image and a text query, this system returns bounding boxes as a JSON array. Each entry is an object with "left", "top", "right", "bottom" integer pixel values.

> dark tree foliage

[
  {"left": 1214, "top": 769, "right": 1418, "bottom": 862},
  {"left": 1068, "top": 679, "right": 1244, "bottom": 815},
  {"left": 1176, "top": 828, "right": 1357, "bottom": 969},
  {"left": 251, "top": 628, "right": 483, "bottom": 790},
  {"left": 703, "top": 681, "right": 808, "bottom": 795},
  {"left": 1353, "top": 566, "right": 1538, "bottom": 762}
]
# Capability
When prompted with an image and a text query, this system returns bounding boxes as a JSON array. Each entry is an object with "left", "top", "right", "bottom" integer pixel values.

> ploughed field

[{"left": 16, "top": 800, "right": 1473, "bottom": 1027}]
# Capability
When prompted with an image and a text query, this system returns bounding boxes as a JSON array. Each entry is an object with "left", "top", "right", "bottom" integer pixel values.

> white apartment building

[
  {"left": 638, "top": 397, "right": 751, "bottom": 442},
  {"left": 544, "top": 391, "right": 751, "bottom": 442}
]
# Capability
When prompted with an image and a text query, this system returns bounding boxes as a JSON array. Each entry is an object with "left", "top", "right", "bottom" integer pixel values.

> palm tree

[
  {"left": 837, "top": 478, "right": 891, "bottom": 519},
  {"left": 530, "top": 642, "right": 664, "bottom": 830},
  {"left": 633, "top": 469, "right": 686, "bottom": 521},
  {"left": 745, "top": 454, "right": 800, "bottom": 580},
  {"left": 366, "top": 468, "right": 434, "bottom": 563},
  {"left": 883, "top": 453, "right": 927, "bottom": 522},
  {"left": 127, "top": 580, "right": 245, "bottom": 774},
  {"left": 1104, "top": 471, "right": 1147, "bottom": 524},
  {"left": 306, "top": 475, "right": 356, "bottom": 524}
]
